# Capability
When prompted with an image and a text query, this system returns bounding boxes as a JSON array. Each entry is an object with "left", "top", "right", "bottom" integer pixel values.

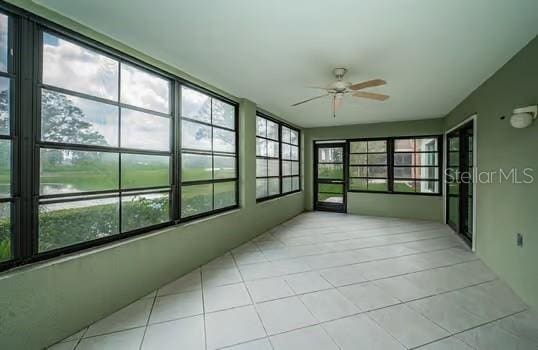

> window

[
  {"left": 0, "top": 8, "right": 242, "bottom": 271},
  {"left": 38, "top": 31, "right": 173, "bottom": 252},
  {"left": 0, "top": 12, "right": 12, "bottom": 262},
  {"left": 180, "top": 86, "right": 238, "bottom": 219},
  {"left": 348, "top": 136, "right": 441, "bottom": 195},
  {"left": 348, "top": 140, "right": 388, "bottom": 192},
  {"left": 256, "top": 114, "right": 300, "bottom": 201},
  {"left": 393, "top": 137, "right": 440, "bottom": 194}
]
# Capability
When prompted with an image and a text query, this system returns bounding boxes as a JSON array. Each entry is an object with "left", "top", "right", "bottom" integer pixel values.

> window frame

[
  {"left": 347, "top": 135, "right": 443, "bottom": 197},
  {"left": 0, "top": 3, "right": 240, "bottom": 272},
  {"left": 348, "top": 137, "right": 389, "bottom": 193},
  {"left": 256, "top": 112, "right": 301, "bottom": 203}
]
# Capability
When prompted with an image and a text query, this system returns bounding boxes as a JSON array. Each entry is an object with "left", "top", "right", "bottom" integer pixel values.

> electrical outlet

[{"left": 516, "top": 233, "right": 523, "bottom": 247}]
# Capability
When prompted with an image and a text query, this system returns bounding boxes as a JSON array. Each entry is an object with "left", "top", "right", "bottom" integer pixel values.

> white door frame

[{"left": 443, "top": 114, "right": 478, "bottom": 251}]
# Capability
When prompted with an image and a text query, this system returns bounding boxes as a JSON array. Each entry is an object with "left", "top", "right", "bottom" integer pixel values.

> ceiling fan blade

[
  {"left": 353, "top": 91, "right": 390, "bottom": 101},
  {"left": 291, "top": 94, "right": 329, "bottom": 107},
  {"left": 349, "top": 79, "right": 386, "bottom": 91}
]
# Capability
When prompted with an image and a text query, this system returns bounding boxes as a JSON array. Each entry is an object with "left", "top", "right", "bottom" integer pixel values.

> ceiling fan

[{"left": 291, "top": 68, "right": 389, "bottom": 117}]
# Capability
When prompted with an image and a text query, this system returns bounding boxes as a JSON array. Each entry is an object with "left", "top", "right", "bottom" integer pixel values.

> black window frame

[
  {"left": 347, "top": 135, "right": 443, "bottom": 196},
  {"left": 348, "top": 138, "right": 389, "bottom": 193},
  {"left": 0, "top": 3, "right": 240, "bottom": 272},
  {"left": 256, "top": 112, "right": 301, "bottom": 202}
]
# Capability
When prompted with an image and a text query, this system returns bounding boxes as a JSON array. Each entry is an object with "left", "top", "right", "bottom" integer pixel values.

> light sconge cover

[{"left": 510, "top": 105, "right": 537, "bottom": 129}]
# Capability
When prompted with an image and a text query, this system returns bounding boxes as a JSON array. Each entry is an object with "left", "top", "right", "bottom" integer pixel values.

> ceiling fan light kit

[{"left": 291, "top": 68, "right": 389, "bottom": 118}]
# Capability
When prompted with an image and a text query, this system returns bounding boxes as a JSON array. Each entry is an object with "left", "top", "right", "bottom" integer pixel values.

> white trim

[{"left": 443, "top": 114, "right": 478, "bottom": 251}]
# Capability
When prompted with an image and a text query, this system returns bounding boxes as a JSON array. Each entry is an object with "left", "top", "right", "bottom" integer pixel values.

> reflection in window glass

[
  {"left": 0, "top": 14, "right": 8, "bottom": 73},
  {"left": 42, "top": 32, "right": 119, "bottom": 100},
  {"left": 256, "top": 116, "right": 266, "bottom": 137},
  {"left": 0, "top": 77, "right": 9, "bottom": 135},
  {"left": 121, "top": 153, "right": 169, "bottom": 189},
  {"left": 181, "top": 184, "right": 212, "bottom": 218},
  {"left": 38, "top": 196, "right": 120, "bottom": 252},
  {"left": 120, "top": 63, "right": 170, "bottom": 114},
  {"left": 39, "top": 149, "right": 119, "bottom": 195},
  {"left": 121, "top": 192, "right": 169, "bottom": 232},
  {"left": 0, "top": 202, "right": 10, "bottom": 262},
  {"left": 182, "top": 153, "right": 212, "bottom": 181},
  {"left": 182, "top": 120, "right": 211, "bottom": 151},
  {"left": 282, "top": 127, "right": 291, "bottom": 144},
  {"left": 181, "top": 86, "right": 211, "bottom": 122},
  {"left": 214, "top": 181, "right": 235, "bottom": 209},
  {"left": 290, "top": 130, "right": 299, "bottom": 145},
  {"left": 121, "top": 109, "right": 170, "bottom": 151},
  {"left": 0, "top": 140, "right": 9, "bottom": 197},
  {"left": 267, "top": 120, "right": 278, "bottom": 140},
  {"left": 41, "top": 89, "right": 119, "bottom": 146},
  {"left": 212, "top": 99, "right": 235, "bottom": 129}
]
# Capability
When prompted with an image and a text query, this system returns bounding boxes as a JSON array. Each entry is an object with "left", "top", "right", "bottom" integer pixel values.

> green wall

[
  {"left": 303, "top": 118, "right": 445, "bottom": 221},
  {"left": 0, "top": 2, "right": 304, "bottom": 349},
  {"left": 444, "top": 36, "right": 538, "bottom": 307}
]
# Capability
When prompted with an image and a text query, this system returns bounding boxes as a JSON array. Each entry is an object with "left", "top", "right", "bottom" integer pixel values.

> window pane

[
  {"left": 290, "top": 130, "right": 299, "bottom": 145},
  {"left": 395, "top": 139, "right": 414, "bottom": 152},
  {"left": 0, "top": 202, "right": 10, "bottom": 262},
  {"left": 282, "top": 127, "right": 291, "bottom": 144},
  {"left": 0, "top": 140, "right": 9, "bottom": 197},
  {"left": 267, "top": 120, "right": 278, "bottom": 140},
  {"left": 350, "top": 141, "right": 366, "bottom": 153},
  {"left": 214, "top": 181, "right": 236, "bottom": 209},
  {"left": 212, "top": 99, "right": 235, "bottom": 129},
  {"left": 268, "top": 178, "right": 279, "bottom": 195},
  {"left": 349, "top": 178, "right": 367, "bottom": 191},
  {"left": 368, "top": 140, "right": 386, "bottom": 152},
  {"left": 42, "top": 32, "right": 119, "bottom": 100},
  {"left": 318, "top": 147, "right": 342, "bottom": 163},
  {"left": 121, "top": 153, "right": 169, "bottom": 189},
  {"left": 291, "top": 146, "right": 299, "bottom": 161},
  {"left": 256, "top": 178, "right": 268, "bottom": 198},
  {"left": 318, "top": 164, "right": 343, "bottom": 179},
  {"left": 394, "top": 153, "right": 413, "bottom": 166},
  {"left": 416, "top": 138, "right": 437, "bottom": 152},
  {"left": 256, "top": 138, "right": 267, "bottom": 157},
  {"left": 181, "top": 86, "right": 210, "bottom": 122},
  {"left": 182, "top": 120, "right": 211, "bottom": 151},
  {"left": 394, "top": 167, "right": 413, "bottom": 179},
  {"left": 0, "top": 14, "right": 8, "bottom": 73},
  {"left": 395, "top": 167, "right": 440, "bottom": 180},
  {"left": 121, "top": 109, "right": 170, "bottom": 151},
  {"left": 394, "top": 180, "right": 415, "bottom": 192},
  {"left": 0, "top": 77, "right": 9, "bottom": 135},
  {"left": 121, "top": 63, "right": 170, "bottom": 114},
  {"left": 41, "top": 89, "right": 119, "bottom": 147},
  {"left": 122, "top": 192, "right": 169, "bottom": 232},
  {"left": 40, "top": 149, "right": 118, "bottom": 195},
  {"left": 282, "top": 160, "right": 291, "bottom": 176},
  {"left": 213, "top": 128, "right": 235, "bottom": 153},
  {"left": 256, "top": 158, "right": 267, "bottom": 177},
  {"left": 417, "top": 180, "right": 439, "bottom": 193},
  {"left": 38, "top": 197, "right": 119, "bottom": 252},
  {"left": 367, "top": 166, "right": 387, "bottom": 178},
  {"left": 268, "top": 159, "right": 279, "bottom": 176},
  {"left": 282, "top": 143, "right": 291, "bottom": 160},
  {"left": 182, "top": 153, "right": 212, "bottom": 181},
  {"left": 267, "top": 140, "right": 279, "bottom": 158},
  {"left": 256, "top": 116, "right": 266, "bottom": 137},
  {"left": 349, "top": 166, "right": 367, "bottom": 178},
  {"left": 368, "top": 179, "right": 387, "bottom": 191},
  {"left": 181, "top": 184, "right": 212, "bottom": 218},
  {"left": 368, "top": 153, "right": 387, "bottom": 165},
  {"left": 291, "top": 161, "right": 299, "bottom": 176},
  {"left": 283, "top": 177, "right": 292, "bottom": 193},
  {"left": 318, "top": 183, "right": 343, "bottom": 203},
  {"left": 292, "top": 176, "right": 300, "bottom": 191},
  {"left": 349, "top": 154, "right": 367, "bottom": 165},
  {"left": 214, "top": 155, "right": 236, "bottom": 179},
  {"left": 416, "top": 153, "right": 438, "bottom": 166}
]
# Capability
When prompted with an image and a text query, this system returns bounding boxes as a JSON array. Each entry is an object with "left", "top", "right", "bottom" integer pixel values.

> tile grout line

[
  {"left": 137, "top": 291, "right": 159, "bottom": 350},
  {"left": 200, "top": 268, "right": 208, "bottom": 350}
]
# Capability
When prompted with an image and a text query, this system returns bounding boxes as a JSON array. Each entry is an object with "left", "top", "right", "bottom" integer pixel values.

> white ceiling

[{"left": 35, "top": 0, "right": 538, "bottom": 128}]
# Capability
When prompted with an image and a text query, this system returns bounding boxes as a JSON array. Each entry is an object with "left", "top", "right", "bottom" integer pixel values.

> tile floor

[{"left": 49, "top": 212, "right": 538, "bottom": 350}]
